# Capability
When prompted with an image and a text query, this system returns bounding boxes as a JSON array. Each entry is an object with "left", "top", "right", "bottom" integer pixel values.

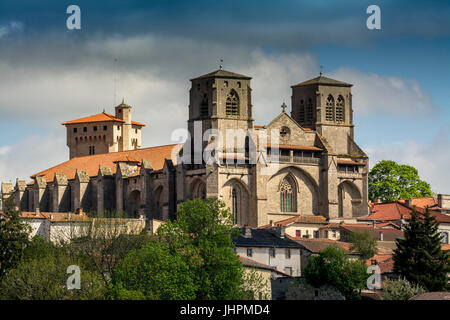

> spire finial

[
  {"left": 281, "top": 102, "right": 287, "bottom": 113},
  {"left": 320, "top": 65, "right": 323, "bottom": 77},
  {"left": 122, "top": 98, "right": 125, "bottom": 104},
  {"left": 219, "top": 59, "right": 223, "bottom": 70}
]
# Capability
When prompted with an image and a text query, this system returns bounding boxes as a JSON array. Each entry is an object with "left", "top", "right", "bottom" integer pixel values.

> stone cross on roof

[{"left": 281, "top": 102, "right": 287, "bottom": 113}]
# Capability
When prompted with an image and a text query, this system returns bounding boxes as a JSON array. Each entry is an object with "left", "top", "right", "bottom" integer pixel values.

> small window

[
  {"left": 93, "top": 126, "right": 97, "bottom": 131},
  {"left": 247, "top": 248, "right": 253, "bottom": 257},
  {"left": 197, "top": 83, "right": 200, "bottom": 91},
  {"left": 296, "top": 230, "right": 301, "bottom": 238},
  {"left": 103, "top": 126, "right": 107, "bottom": 131},
  {"left": 269, "top": 248, "right": 276, "bottom": 258},
  {"left": 73, "top": 128, "right": 77, "bottom": 133},
  {"left": 135, "top": 129, "right": 138, "bottom": 134},
  {"left": 118, "top": 126, "right": 121, "bottom": 130},
  {"left": 83, "top": 127, "right": 87, "bottom": 132},
  {"left": 314, "top": 231, "right": 319, "bottom": 238},
  {"left": 118, "top": 109, "right": 122, "bottom": 113},
  {"left": 237, "top": 81, "right": 241, "bottom": 88},
  {"left": 284, "top": 267, "right": 292, "bottom": 276},
  {"left": 224, "top": 81, "right": 228, "bottom": 87},
  {"left": 332, "top": 231, "right": 337, "bottom": 238},
  {"left": 285, "top": 249, "right": 291, "bottom": 259}
]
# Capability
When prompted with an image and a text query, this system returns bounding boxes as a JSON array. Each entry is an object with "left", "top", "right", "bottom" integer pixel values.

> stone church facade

[{"left": 1, "top": 68, "right": 369, "bottom": 226}]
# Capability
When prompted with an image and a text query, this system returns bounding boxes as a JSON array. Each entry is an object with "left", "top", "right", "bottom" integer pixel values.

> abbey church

[{"left": 1, "top": 68, "right": 369, "bottom": 226}]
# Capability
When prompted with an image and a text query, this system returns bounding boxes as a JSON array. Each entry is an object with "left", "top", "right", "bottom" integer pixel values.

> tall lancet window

[
  {"left": 280, "top": 175, "right": 296, "bottom": 212},
  {"left": 200, "top": 94, "right": 208, "bottom": 117},
  {"left": 306, "top": 98, "right": 313, "bottom": 124},
  {"left": 326, "top": 95, "right": 335, "bottom": 121},
  {"left": 298, "top": 100, "right": 305, "bottom": 123},
  {"left": 226, "top": 90, "right": 239, "bottom": 116},
  {"left": 336, "top": 95, "right": 345, "bottom": 123},
  {"left": 232, "top": 188, "right": 238, "bottom": 223}
]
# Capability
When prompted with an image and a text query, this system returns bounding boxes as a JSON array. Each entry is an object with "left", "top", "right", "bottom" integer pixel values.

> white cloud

[
  {"left": 0, "top": 133, "right": 67, "bottom": 184},
  {"left": 329, "top": 68, "right": 434, "bottom": 117},
  {"left": 0, "top": 21, "right": 23, "bottom": 38},
  {"left": 364, "top": 125, "right": 450, "bottom": 194},
  {"left": 0, "top": 33, "right": 439, "bottom": 186}
]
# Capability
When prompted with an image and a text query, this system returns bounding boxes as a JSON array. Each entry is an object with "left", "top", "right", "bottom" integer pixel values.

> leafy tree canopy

[
  {"left": 0, "top": 198, "right": 30, "bottom": 280},
  {"left": 368, "top": 160, "right": 433, "bottom": 202},
  {"left": 304, "top": 245, "right": 369, "bottom": 299},
  {"left": 111, "top": 198, "right": 253, "bottom": 300},
  {"left": 393, "top": 209, "right": 449, "bottom": 291},
  {"left": 349, "top": 230, "right": 378, "bottom": 260}
]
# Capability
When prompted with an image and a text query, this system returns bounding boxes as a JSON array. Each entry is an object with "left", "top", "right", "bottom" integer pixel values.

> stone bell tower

[
  {"left": 291, "top": 73, "right": 354, "bottom": 154},
  {"left": 187, "top": 67, "right": 253, "bottom": 163}
]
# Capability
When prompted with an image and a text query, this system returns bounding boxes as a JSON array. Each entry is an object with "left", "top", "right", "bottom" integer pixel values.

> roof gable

[
  {"left": 191, "top": 69, "right": 251, "bottom": 81},
  {"left": 292, "top": 75, "right": 352, "bottom": 88}
]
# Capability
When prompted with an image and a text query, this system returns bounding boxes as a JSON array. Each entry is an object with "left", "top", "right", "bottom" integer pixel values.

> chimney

[
  {"left": 405, "top": 198, "right": 413, "bottom": 207},
  {"left": 276, "top": 226, "right": 285, "bottom": 239},
  {"left": 50, "top": 213, "right": 54, "bottom": 220},
  {"left": 35, "top": 208, "right": 40, "bottom": 217},
  {"left": 244, "top": 227, "right": 252, "bottom": 238},
  {"left": 438, "top": 194, "right": 450, "bottom": 210},
  {"left": 379, "top": 232, "right": 384, "bottom": 241}
]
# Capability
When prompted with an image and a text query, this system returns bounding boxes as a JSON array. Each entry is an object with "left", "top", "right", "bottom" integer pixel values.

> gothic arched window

[
  {"left": 232, "top": 188, "right": 238, "bottom": 223},
  {"left": 326, "top": 95, "right": 335, "bottom": 121},
  {"left": 226, "top": 90, "right": 239, "bottom": 116},
  {"left": 306, "top": 98, "right": 313, "bottom": 124},
  {"left": 201, "top": 94, "right": 208, "bottom": 117},
  {"left": 280, "top": 175, "right": 296, "bottom": 212},
  {"left": 336, "top": 95, "right": 345, "bottom": 123},
  {"left": 298, "top": 100, "right": 305, "bottom": 123}
]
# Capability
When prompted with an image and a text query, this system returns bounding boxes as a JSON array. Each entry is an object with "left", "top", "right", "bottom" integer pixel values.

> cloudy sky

[{"left": 0, "top": 0, "right": 449, "bottom": 193}]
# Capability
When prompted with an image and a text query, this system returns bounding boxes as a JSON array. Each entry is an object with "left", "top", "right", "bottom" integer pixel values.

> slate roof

[
  {"left": 191, "top": 69, "right": 252, "bottom": 81},
  {"left": 239, "top": 256, "right": 291, "bottom": 277},
  {"left": 233, "top": 228, "right": 303, "bottom": 248},
  {"left": 291, "top": 75, "right": 352, "bottom": 88}
]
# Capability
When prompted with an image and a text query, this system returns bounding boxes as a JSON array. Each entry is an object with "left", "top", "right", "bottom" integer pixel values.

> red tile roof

[
  {"left": 398, "top": 197, "right": 438, "bottom": 208},
  {"left": 62, "top": 112, "right": 145, "bottom": 127},
  {"left": 365, "top": 200, "right": 450, "bottom": 224},
  {"left": 260, "top": 215, "right": 327, "bottom": 228},
  {"left": 366, "top": 254, "right": 394, "bottom": 274},
  {"left": 30, "top": 144, "right": 182, "bottom": 183},
  {"left": 287, "top": 236, "right": 353, "bottom": 253},
  {"left": 340, "top": 223, "right": 404, "bottom": 241}
]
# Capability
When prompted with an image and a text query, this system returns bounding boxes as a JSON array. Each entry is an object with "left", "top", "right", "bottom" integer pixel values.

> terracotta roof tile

[
  {"left": 30, "top": 144, "right": 182, "bottom": 183},
  {"left": 239, "top": 256, "right": 291, "bottom": 277},
  {"left": 398, "top": 197, "right": 438, "bottom": 208},
  {"left": 62, "top": 112, "right": 145, "bottom": 127},
  {"left": 264, "top": 215, "right": 328, "bottom": 228},
  {"left": 287, "top": 236, "right": 353, "bottom": 253}
]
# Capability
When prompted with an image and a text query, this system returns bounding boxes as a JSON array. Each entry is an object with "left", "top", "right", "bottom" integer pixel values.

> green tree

[
  {"left": 304, "top": 245, "right": 369, "bottom": 299},
  {"left": 110, "top": 198, "right": 251, "bottom": 300},
  {"left": 110, "top": 241, "right": 197, "bottom": 300},
  {"left": 383, "top": 277, "right": 425, "bottom": 300},
  {"left": 0, "top": 236, "right": 105, "bottom": 300},
  {"left": 349, "top": 230, "right": 378, "bottom": 260},
  {"left": 393, "top": 208, "right": 449, "bottom": 291},
  {"left": 368, "top": 160, "right": 433, "bottom": 202},
  {"left": 0, "top": 198, "right": 30, "bottom": 280}
]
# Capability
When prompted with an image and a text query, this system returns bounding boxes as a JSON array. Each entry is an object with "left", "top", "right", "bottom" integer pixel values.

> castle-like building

[{"left": 1, "top": 68, "right": 369, "bottom": 226}]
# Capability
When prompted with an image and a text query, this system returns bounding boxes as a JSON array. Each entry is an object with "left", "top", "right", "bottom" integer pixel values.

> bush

[{"left": 383, "top": 277, "right": 425, "bottom": 300}]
